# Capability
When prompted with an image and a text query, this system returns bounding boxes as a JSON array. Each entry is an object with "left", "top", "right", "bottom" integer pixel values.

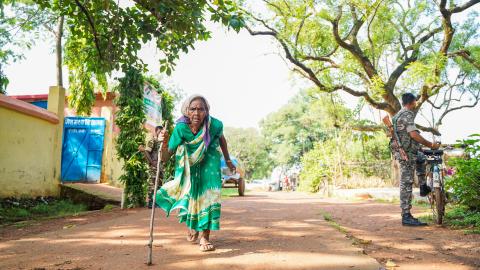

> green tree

[
  {"left": 114, "top": 68, "right": 149, "bottom": 207},
  {"left": 114, "top": 70, "right": 179, "bottom": 207},
  {"left": 299, "top": 128, "right": 391, "bottom": 192},
  {"left": 447, "top": 134, "right": 480, "bottom": 210},
  {"left": 0, "top": 1, "right": 52, "bottom": 93},
  {"left": 260, "top": 89, "right": 350, "bottom": 166},
  {"left": 224, "top": 127, "right": 273, "bottom": 179},
  {"left": 243, "top": 0, "right": 480, "bottom": 134},
  {"left": 144, "top": 75, "right": 183, "bottom": 182},
  {"left": 261, "top": 89, "right": 391, "bottom": 191},
  {"left": 26, "top": 0, "right": 244, "bottom": 112},
  {"left": 299, "top": 141, "right": 336, "bottom": 192},
  {"left": 2, "top": 0, "right": 244, "bottom": 110}
]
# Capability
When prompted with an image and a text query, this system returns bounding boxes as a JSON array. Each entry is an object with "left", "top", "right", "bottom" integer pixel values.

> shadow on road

[{"left": 0, "top": 192, "right": 380, "bottom": 270}]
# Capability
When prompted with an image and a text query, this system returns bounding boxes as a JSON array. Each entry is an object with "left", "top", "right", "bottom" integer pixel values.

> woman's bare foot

[
  {"left": 186, "top": 229, "right": 199, "bottom": 243},
  {"left": 199, "top": 230, "right": 215, "bottom": 252}
]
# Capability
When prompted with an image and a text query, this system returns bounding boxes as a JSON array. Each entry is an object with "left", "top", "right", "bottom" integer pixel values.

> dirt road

[
  {"left": 319, "top": 198, "right": 480, "bottom": 270},
  {"left": 2, "top": 191, "right": 479, "bottom": 270},
  {"left": 0, "top": 192, "right": 379, "bottom": 270}
]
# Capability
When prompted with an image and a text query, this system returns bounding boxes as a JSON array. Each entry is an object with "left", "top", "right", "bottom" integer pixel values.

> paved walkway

[
  {"left": 0, "top": 192, "right": 380, "bottom": 270},
  {"left": 62, "top": 183, "right": 123, "bottom": 202}
]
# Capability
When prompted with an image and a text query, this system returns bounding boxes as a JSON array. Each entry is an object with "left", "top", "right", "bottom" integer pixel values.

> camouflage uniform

[
  {"left": 392, "top": 108, "right": 426, "bottom": 215},
  {"left": 145, "top": 135, "right": 162, "bottom": 197}
]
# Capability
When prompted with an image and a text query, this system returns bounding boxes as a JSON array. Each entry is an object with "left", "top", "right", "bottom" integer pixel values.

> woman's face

[{"left": 187, "top": 99, "right": 207, "bottom": 126}]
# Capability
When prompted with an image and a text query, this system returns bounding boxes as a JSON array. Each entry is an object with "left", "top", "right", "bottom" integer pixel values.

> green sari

[{"left": 156, "top": 116, "right": 223, "bottom": 231}]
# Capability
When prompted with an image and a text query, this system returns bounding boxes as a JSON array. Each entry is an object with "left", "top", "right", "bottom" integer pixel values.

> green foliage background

[
  {"left": 224, "top": 127, "right": 273, "bottom": 179},
  {"left": 113, "top": 70, "right": 179, "bottom": 207},
  {"left": 143, "top": 75, "right": 179, "bottom": 183},
  {"left": 447, "top": 134, "right": 480, "bottom": 211},
  {"left": 114, "top": 68, "right": 149, "bottom": 208},
  {"left": 259, "top": 89, "right": 391, "bottom": 192}
]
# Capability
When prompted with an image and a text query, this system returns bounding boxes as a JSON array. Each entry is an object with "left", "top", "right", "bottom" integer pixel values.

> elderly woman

[{"left": 156, "top": 95, "right": 236, "bottom": 252}]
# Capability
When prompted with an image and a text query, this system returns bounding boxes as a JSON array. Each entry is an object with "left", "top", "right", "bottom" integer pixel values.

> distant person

[
  {"left": 138, "top": 125, "right": 163, "bottom": 208},
  {"left": 391, "top": 93, "right": 440, "bottom": 226},
  {"left": 155, "top": 94, "right": 236, "bottom": 252},
  {"left": 284, "top": 176, "right": 290, "bottom": 191}
]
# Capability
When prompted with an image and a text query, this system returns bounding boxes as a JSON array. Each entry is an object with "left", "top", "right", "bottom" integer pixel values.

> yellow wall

[
  {"left": 0, "top": 107, "right": 58, "bottom": 197},
  {"left": 0, "top": 87, "right": 64, "bottom": 198},
  {"left": 99, "top": 106, "right": 124, "bottom": 187},
  {"left": 109, "top": 138, "right": 125, "bottom": 188},
  {"left": 0, "top": 87, "right": 126, "bottom": 197}
]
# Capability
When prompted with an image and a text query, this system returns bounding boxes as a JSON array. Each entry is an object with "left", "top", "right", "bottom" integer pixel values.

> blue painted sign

[{"left": 61, "top": 117, "right": 106, "bottom": 182}]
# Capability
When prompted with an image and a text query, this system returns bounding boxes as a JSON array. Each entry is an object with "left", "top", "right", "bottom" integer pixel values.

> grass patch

[
  {"left": 373, "top": 197, "right": 429, "bottom": 208},
  {"left": 321, "top": 211, "right": 372, "bottom": 248},
  {"left": 221, "top": 188, "right": 239, "bottom": 199},
  {"left": 321, "top": 211, "right": 348, "bottom": 234},
  {"left": 102, "top": 204, "right": 116, "bottom": 212},
  {"left": 373, "top": 198, "right": 399, "bottom": 204},
  {"left": 0, "top": 199, "right": 87, "bottom": 225},
  {"left": 412, "top": 199, "right": 430, "bottom": 207},
  {"left": 418, "top": 205, "right": 480, "bottom": 234}
]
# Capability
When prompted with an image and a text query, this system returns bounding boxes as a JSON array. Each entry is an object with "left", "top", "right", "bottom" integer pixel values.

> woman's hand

[
  {"left": 138, "top": 145, "right": 146, "bottom": 152},
  {"left": 226, "top": 160, "right": 236, "bottom": 174}
]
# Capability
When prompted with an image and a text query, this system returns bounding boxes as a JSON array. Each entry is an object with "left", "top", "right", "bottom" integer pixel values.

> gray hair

[{"left": 181, "top": 94, "right": 210, "bottom": 117}]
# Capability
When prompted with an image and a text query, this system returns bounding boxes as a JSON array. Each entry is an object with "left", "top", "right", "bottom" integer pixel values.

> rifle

[{"left": 382, "top": 116, "right": 409, "bottom": 161}]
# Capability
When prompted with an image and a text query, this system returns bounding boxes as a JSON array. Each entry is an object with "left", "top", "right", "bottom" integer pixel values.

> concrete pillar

[
  {"left": 101, "top": 106, "right": 113, "bottom": 183},
  {"left": 47, "top": 86, "right": 65, "bottom": 186}
]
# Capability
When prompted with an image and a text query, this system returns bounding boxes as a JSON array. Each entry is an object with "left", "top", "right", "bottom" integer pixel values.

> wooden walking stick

[{"left": 147, "top": 121, "right": 168, "bottom": 266}]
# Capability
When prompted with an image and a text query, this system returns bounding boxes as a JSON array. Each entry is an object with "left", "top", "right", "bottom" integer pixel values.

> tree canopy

[
  {"left": 1, "top": 0, "right": 244, "bottom": 108},
  {"left": 260, "top": 90, "right": 353, "bottom": 166},
  {"left": 224, "top": 127, "right": 273, "bottom": 179},
  {"left": 242, "top": 0, "right": 480, "bottom": 134},
  {"left": 33, "top": 0, "right": 243, "bottom": 75},
  {"left": 259, "top": 89, "right": 391, "bottom": 191},
  {"left": 1, "top": 1, "right": 54, "bottom": 93}
]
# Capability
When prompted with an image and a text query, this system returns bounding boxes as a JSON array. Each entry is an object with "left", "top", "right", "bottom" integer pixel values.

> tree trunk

[{"left": 56, "top": 15, "right": 64, "bottom": 87}]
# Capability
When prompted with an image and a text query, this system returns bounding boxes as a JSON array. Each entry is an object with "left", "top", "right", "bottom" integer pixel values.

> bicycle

[{"left": 422, "top": 148, "right": 446, "bottom": 224}]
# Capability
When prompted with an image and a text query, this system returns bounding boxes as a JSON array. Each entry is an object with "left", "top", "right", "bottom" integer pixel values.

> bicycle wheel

[{"left": 434, "top": 187, "right": 445, "bottom": 224}]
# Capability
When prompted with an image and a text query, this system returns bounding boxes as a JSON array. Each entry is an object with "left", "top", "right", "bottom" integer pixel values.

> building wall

[
  {"left": 108, "top": 138, "right": 125, "bottom": 188},
  {"left": 0, "top": 87, "right": 64, "bottom": 198},
  {"left": 64, "top": 95, "right": 126, "bottom": 186},
  {"left": 8, "top": 92, "right": 140, "bottom": 188}
]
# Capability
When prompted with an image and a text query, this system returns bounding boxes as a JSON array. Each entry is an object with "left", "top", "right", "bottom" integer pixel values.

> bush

[
  {"left": 446, "top": 134, "right": 480, "bottom": 211},
  {"left": 299, "top": 142, "right": 334, "bottom": 193},
  {"left": 0, "top": 199, "right": 87, "bottom": 224},
  {"left": 299, "top": 131, "right": 392, "bottom": 192},
  {"left": 445, "top": 205, "right": 480, "bottom": 228}
]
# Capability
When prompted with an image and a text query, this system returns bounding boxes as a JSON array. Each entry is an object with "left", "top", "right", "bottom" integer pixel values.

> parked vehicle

[{"left": 221, "top": 157, "right": 246, "bottom": 196}]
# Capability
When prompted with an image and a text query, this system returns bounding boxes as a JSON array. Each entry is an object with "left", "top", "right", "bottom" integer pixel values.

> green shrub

[
  {"left": 115, "top": 68, "right": 149, "bottom": 207},
  {"left": 445, "top": 205, "right": 480, "bottom": 228},
  {"left": 299, "top": 142, "right": 334, "bottom": 192},
  {"left": 0, "top": 199, "right": 87, "bottom": 224},
  {"left": 446, "top": 134, "right": 480, "bottom": 211},
  {"left": 299, "top": 131, "right": 391, "bottom": 192}
]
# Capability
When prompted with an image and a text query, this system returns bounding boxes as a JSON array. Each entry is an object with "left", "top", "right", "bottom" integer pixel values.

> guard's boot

[
  {"left": 420, "top": 184, "right": 432, "bottom": 197},
  {"left": 402, "top": 213, "right": 427, "bottom": 226}
]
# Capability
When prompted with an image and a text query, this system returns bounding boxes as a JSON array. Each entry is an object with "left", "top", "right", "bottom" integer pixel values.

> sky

[{"left": 4, "top": 22, "right": 479, "bottom": 143}]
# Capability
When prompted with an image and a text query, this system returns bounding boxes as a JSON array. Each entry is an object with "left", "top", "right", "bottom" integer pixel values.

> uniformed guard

[
  {"left": 139, "top": 125, "right": 164, "bottom": 208},
  {"left": 392, "top": 93, "right": 440, "bottom": 226}
]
